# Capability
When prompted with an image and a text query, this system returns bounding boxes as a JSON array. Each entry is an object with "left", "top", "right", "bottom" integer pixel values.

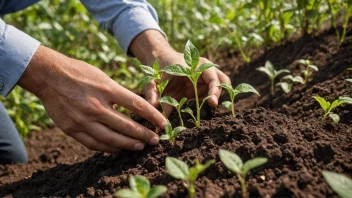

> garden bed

[{"left": 0, "top": 24, "right": 351, "bottom": 197}]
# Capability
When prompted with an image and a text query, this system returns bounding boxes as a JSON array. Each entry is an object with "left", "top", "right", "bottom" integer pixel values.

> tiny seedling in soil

[
  {"left": 276, "top": 74, "right": 304, "bottom": 94},
  {"left": 159, "top": 122, "right": 186, "bottom": 145},
  {"left": 163, "top": 40, "right": 218, "bottom": 127},
  {"left": 114, "top": 175, "right": 167, "bottom": 198},
  {"left": 322, "top": 171, "right": 352, "bottom": 198},
  {"left": 219, "top": 83, "right": 260, "bottom": 117},
  {"left": 160, "top": 96, "right": 187, "bottom": 126},
  {"left": 139, "top": 59, "right": 169, "bottom": 117},
  {"left": 296, "top": 59, "right": 318, "bottom": 84},
  {"left": 312, "top": 96, "right": 352, "bottom": 123},
  {"left": 166, "top": 157, "right": 215, "bottom": 198},
  {"left": 180, "top": 95, "right": 213, "bottom": 126},
  {"left": 256, "top": 60, "right": 290, "bottom": 95},
  {"left": 219, "top": 149, "right": 267, "bottom": 197}
]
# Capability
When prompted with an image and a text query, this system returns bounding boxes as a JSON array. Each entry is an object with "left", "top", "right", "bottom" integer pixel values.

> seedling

[
  {"left": 160, "top": 96, "right": 187, "bottom": 126},
  {"left": 219, "top": 83, "right": 260, "bottom": 117},
  {"left": 219, "top": 149, "right": 267, "bottom": 197},
  {"left": 163, "top": 41, "right": 218, "bottom": 127},
  {"left": 322, "top": 171, "right": 352, "bottom": 198},
  {"left": 165, "top": 157, "right": 215, "bottom": 198},
  {"left": 312, "top": 96, "right": 352, "bottom": 123},
  {"left": 139, "top": 60, "right": 169, "bottom": 116},
  {"left": 276, "top": 75, "right": 304, "bottom": 94},
  {"left": 296, "top": 59, "right": 318, "bottom": 84},
  {"left": 160, "top": 122, "right": 186, "bottom": 145},
  {"left": 114, "top": 175, "right": 167, "bottom": 198},
  {"left": 180, "top": 96, "right": 213, "bottom": 126},
  {"left": 256, "top": 60, "right": 290, "bottom": 95}
]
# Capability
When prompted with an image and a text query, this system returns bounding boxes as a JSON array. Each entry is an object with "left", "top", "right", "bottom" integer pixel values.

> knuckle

[
  {"left": 85, "top": 140, "right": 97, "bottom": 150},
  {"left": 87, "top": 97, "right": 106, "bottom": 115},
  {"left": 132, "top": 97, "right": 146, "bottom": 112}
]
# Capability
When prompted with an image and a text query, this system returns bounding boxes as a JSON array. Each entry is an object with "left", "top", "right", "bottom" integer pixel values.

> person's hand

[
  {"left": 18, "top": 46, "right": 168, "bottom": 153},
  {"left": 144, "top": 51, "right": 231, "bottom": 116}
]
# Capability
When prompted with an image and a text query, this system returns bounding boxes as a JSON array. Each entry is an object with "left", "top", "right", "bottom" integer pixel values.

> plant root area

[{"left": 1, "top": 24, "right": 352, "bottom": 197}]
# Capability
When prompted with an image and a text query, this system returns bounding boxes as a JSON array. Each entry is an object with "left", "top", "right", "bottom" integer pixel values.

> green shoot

[
  {"left": 322, "top": 171, "right": 352, "bottom": 198},
  {"left": 114, "top": 175, "right": 167, "bottom": 198},
  {"left": 159, "top": 122, "right": 186, "bottom": 145},
  {"left": 340, "top": 1, "right": 352, "bottom": 43},
  {"left": 312, "top": 96, "right": 352, "bottom": 123},
  {"left": 180, "top": 96, "right": 212, "bottom": 126},
  {"left": 219, "top": 149, "right": 267, "bottom": 197},
  {"left": 256, "top": 60, "right": 290, "bottom": 95},
  {"left": 165, "top": 157, "right": 215, "bottom": 198},
  {"left": 276, "top": 75, "right": 304, "bottom": 94},
  {"left": 160, "top": 96, "right": 187, "bottom": 126},
  {"left": 163, "top": 40, "right": 218, "bottom": 127},
  {"left": 297, "top": 59, "right": 318, "bottom": 83},
  {"left": 219, "top": 83, "right": 260, "bottom": 117},
  {"left": 139, "top": 60, "right": 169, "bottom": 117}
]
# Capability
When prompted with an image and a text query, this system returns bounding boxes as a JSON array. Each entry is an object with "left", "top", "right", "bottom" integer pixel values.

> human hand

[{"left": 18, "top": 46, "right": 167, "bottom": 152}]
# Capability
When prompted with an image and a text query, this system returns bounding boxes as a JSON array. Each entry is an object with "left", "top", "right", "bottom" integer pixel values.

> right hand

[{"left": 18, "top": 46, "right": 168, "bottom": 153}]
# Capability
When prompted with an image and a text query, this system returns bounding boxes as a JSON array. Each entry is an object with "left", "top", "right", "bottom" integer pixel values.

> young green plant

[
  {"left": 139, "top": 60, "right": 169, "bottom": 117},
  {"left": 312, "top": 96, "right": 352, "bottom": 123},
  {"left": 219, "top": 149, "right": 267, "bottom": 197},
  {"left": 276, "top": 74, "right": 304, "bottom": 94},
  {"left": 159, "top": 122, "right": 186, "bottom": 145},
  {"left": 160, "top": 96, "right": 187, "bottom": 126},
  {"left": 219, "top": 83, "right": 260, "bottom": 117},
  {"left": 163, "top": 40, "right": 218, "bottom": 127},
  {"left": 180, "top": 95, "right": 213, "bottom": 126},
  {"left": 114, "top": 175, "right": 167, "bottom": 198},
  {"left": 165, "top": 157, "right": 215, "bottom": 198},
  {"left": 256, "top": 60, "right": 290, "bottom": 95},
  {"left": 322, "top": 171, "right": 352, "bottom": 198},
  {"left": 296, "top": 59, "right": 318, "bottom": 83}
]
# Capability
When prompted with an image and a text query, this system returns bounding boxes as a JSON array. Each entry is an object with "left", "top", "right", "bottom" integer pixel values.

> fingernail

[
  {"left": 161, "top": 119, "right": 168, "bottom": 129},
  {"left": 134, "top": 143, "right": 145, "bottom": 151},
  {"left": 149, "top": 137, "right": 159, "bottom": 145}
]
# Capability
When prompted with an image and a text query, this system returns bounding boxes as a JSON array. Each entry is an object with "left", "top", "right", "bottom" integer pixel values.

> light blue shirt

[{"left": 0, "top": 0, "right": 165, "bottom": 97}]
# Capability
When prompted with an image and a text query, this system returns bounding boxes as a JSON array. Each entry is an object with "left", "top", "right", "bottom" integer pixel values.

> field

[{"left": 1, "top": 0, "right": 352, "bottom": 197}]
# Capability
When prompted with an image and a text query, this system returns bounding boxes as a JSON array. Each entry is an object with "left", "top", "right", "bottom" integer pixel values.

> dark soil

[{"left": 0, "top": 23, "right": 351, "bottom": 197}]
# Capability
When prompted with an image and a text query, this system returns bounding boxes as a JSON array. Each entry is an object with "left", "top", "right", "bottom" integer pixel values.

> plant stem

[
  {"left": 231, "top": 99, "right": 235, "bottom": 117},
  {"left": 270, "top": 78, "right": 275, "bottom": 96},
  {"left": 233, "top": 31, "right": 250, "bottom": 63},
  {"left": 238, "top": 174, "right": 247, "bottom": 197},
  {"left": 193, "top": 83, "right": 201, "bottom": 128},
  {"left": 188, "top": 182, "right": 196, "bottom": 198},
  {"left": 177, "top": 109, "right": 184, "bottom": 127},
  {"left": 340, "top": 2, "right": 351, "bottom": 43}
]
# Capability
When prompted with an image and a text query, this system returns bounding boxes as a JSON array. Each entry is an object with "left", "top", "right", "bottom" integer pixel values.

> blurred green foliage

[{"left": 1, "top": 0, "right": 349, "bottom": 137}]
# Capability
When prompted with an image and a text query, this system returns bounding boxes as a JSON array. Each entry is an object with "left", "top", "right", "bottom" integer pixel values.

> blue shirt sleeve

[
  {"left": 80, "top": 0, "right": 166, "bottom": 55},
  {"left": 0, "top": 18, "right": 40, "bottom": 97}
]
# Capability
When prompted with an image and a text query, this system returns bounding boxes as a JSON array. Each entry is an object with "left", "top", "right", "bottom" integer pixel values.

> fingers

[
  {"left": 161, "top": 103, "right": 174, "bottom": 118},
  {"left": 201, "top": 68, "right": 222, "bottom": 107},
  {"left": 111, "top": 83, "right": 167, "bottom": 129},
  {"left": 144, "top": 80, "right": 159, "bottom": 107},
  {"left": 70, "top": 132, "right": 120, "bottom": 153}
]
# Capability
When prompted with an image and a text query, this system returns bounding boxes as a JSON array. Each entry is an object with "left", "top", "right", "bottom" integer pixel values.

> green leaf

[
  {"left": 173, "top": 126, "right": 187, "bottom": 136},
  {"left": 346, "top": 79, "right": 352, "bottom": 82},
  {"left": 147, "top": 185, "right": 168, "bottom": 198},
  {"left": 165, "top": 123, "right": 172, "bottom": 136},
  {"left": 219, "top": 83, "right": 234, "bottom": 99},
  {"left": 196, "top": 63, "right": 218, "bottom": 73},
  {"left": 184, "top": 40, "right": 199, "bottom": 70},
  {"left": 181, "top": 107, "right": 194, "bottom": 116},
  {"left": 130, "top": 175, "right": 150, "bottom": 196},
  {"left": 166, "top": 157, "right": 189, "bottom": 180},
  {"left": 152, "top": 59, "right": 160, "bottom": 74},
  {"left": 322, "top": 171, "right": 352, "bottom": 198},
  {"left": 158, "top": 80, "right": 169, "bottom": 92},
  {"left": 256, "top": 66, "right": 274, "bottom": 79},
  {"left": 312, "top": 96, "right": 330, "bottom": 113},
  {"left": 276, "top": 82, "right": 293, "bottom": 94},
  {"left": 274, "top": 69, "right": 291, "bottom": 77},
  {"left": 160, "top": 134, "right": 170, "bottom": 140},
  {"left": 160, "top": 96, "right": 179, "bottom": 107},
  {"left": 114, "top": 189, "right": 142, "bottom": 198},
  {"left": 234, "top": 83, "right": 260, "bottom": 96},
  {"left": 196, "top": 159, "right": 216, "bottom": 172},
  {"left": 163, "top": 64, "right": 189, "bottom": 76},
  {"left": 338, "top": 96, "right": 352, "bottom": 104},
  {"left": 201, "top": 95, "right": 213, "bottom": 105},
  {"left": 329, "top": 113, "right": 340, "bottom": 124},
  {"left": 179, "top": 97, "right": 187, "bottom": 108},
  {"left": 242, "top": 157, "right": 268, "bottom": 176},
  {"left": 219, "top": 149, "right": 243, "bottom": 174},
  {"left": 138, "top": 76, "right": 154, "bottom": 88},
  {"left": 264, "top": 60, "right": 275, "bottom": 75},
  {"left": 297, "top": 59, "right": 310, "bottom": 65},
  {"left": 222, "top": 101, "right": 232, "bottom": 109},
  {"left": 308, "top": 65, "right": 319, "bottom": 71},
  {"left": 282, "top": 75, "right": 304, "bottom": 84},
  {"left": 140, "top": 65, "right": 155, "bottom": 76}
]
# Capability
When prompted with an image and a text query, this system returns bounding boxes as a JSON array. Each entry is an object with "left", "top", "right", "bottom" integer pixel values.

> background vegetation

[{"left": 0, "top": 0, "right": 349, "bottom": 137}]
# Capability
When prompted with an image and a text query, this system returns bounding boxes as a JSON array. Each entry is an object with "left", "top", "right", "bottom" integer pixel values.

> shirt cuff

[
  {"left": 0, "top": 20, "right": 40, "bottom": 97},
  {"left": 112, "top": 6, "right": 166, "bottom": 56}
]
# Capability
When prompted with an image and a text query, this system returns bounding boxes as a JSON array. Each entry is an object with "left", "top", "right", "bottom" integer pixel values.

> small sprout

[
  {"left": 160, "top": 96, "right": 187, "bottom": 126},
  {"left": 159, "top": 122, "right": 186, "bottom": 145},
  {"left": 219, "top": 83, "right": 260, "bottom": 117},
  {"left": 163, "top": 40, "right": 218, "bottom": 127},
  {"left": 219, "top": 149, "right": 267, "bottom": 197},
  {"left": 297, "top": 59, "right": 318, "bottom": 84},
  {"left": 312, "top": 96, "right": 352, "bottom": 123},
  {"left": 166, "top": 157, "right": 215, "bottom": 198},
  {"left": 139, "top": 60, "right": 169, "bottom": 117},
  {"left": 256, "top": 60, "right": 290, "bottom": 95},
  {"left": 276, "top": 75, "right": 304, "bottom": 94},
  {"left": 180, "top": 96, "right": 212, "bottom": 125},
  {"left": 114, "top": 175, "right": 167, "bottom": 198},
  {"left": 322, "top": 171, "right": 352, "bottom": 198}
]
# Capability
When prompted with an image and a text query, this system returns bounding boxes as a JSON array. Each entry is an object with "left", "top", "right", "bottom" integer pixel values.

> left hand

[{"left": 144, "top": 51, "right": 231, "bottom": 117}]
